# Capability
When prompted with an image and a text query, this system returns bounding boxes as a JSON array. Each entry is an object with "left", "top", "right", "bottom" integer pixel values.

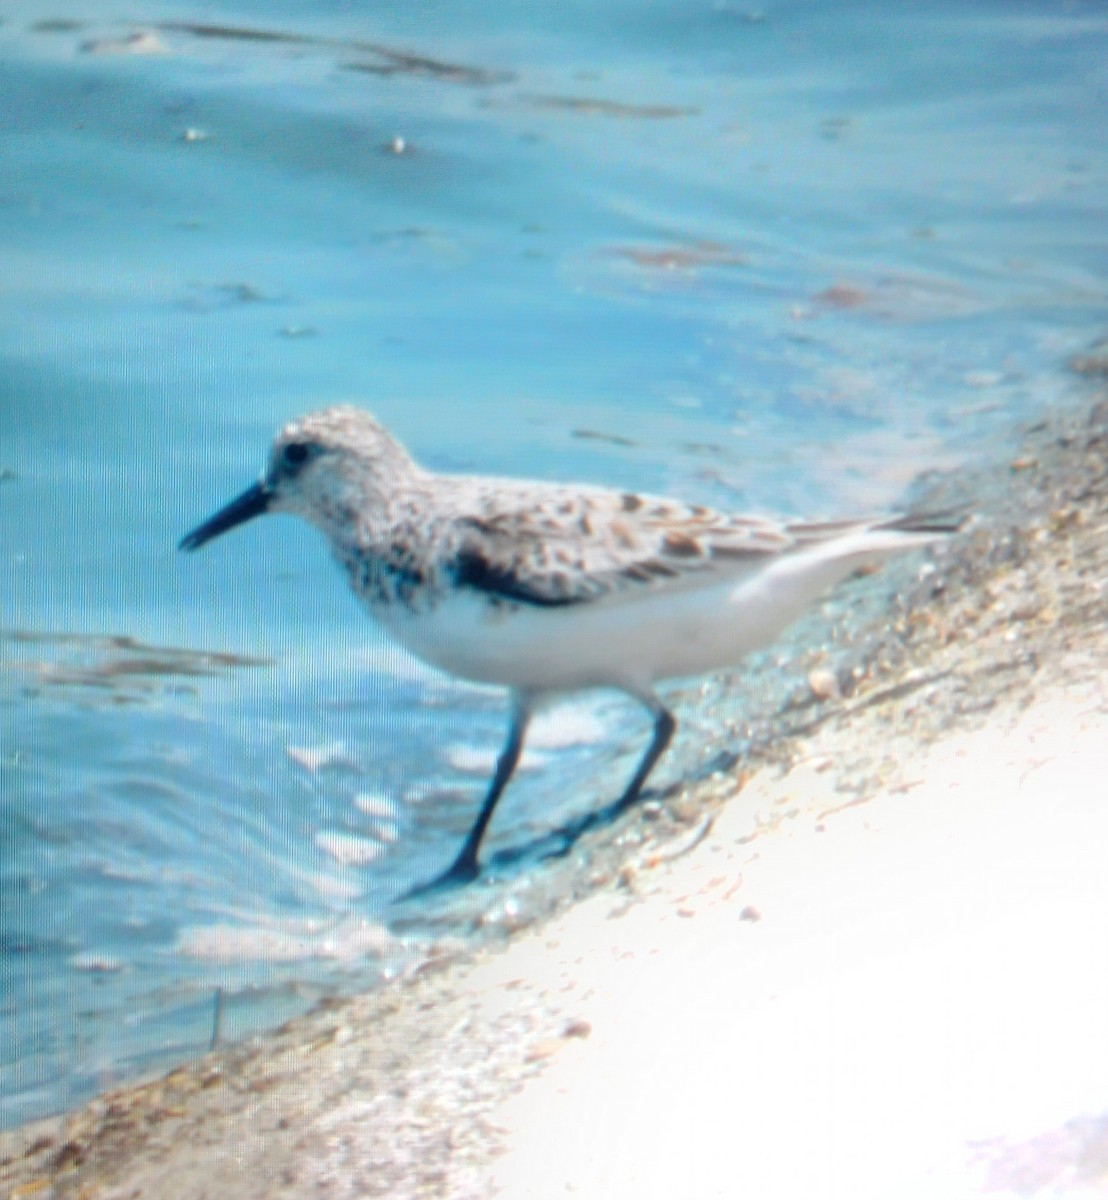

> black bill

[{"left": 178, "top": 481, "right": 271, "bottom": 552}]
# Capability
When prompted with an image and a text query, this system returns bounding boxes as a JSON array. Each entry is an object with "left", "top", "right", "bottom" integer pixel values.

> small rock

[
  {"left": 1049, "top": 506, "right": 1081, "bottom": 530},
  {"left": 739, "top": 905, "right": 762, "bottom": 923},
  {"left": 53, "top": 1141, "right": 85, "bottom": 1169},
  {"left": 807, "top": 667, "right": 840, "bottom": 701}
]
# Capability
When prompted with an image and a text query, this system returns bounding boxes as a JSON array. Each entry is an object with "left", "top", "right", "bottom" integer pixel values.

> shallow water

[{"left": 2, "top": 0, "right": 1107, "bottom": 1126}]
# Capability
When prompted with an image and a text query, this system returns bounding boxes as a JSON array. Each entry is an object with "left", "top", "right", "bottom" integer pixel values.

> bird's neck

[{"left": 323, "top": 473, "right": 443, "bottom": 613}]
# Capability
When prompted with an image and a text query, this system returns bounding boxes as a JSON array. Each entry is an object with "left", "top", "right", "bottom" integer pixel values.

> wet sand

[{"left": 3, "top": 377, "right": 1108, "bottom": 1199}]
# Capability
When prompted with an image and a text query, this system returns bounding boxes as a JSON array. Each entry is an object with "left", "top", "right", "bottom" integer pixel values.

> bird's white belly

[{"left": 374, "top": 548, "right": 868, "bottom": 694}]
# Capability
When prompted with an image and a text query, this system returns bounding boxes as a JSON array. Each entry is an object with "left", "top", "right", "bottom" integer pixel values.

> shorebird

[{"left": 180, "top": 406, "right": 957, "bottom": 893}]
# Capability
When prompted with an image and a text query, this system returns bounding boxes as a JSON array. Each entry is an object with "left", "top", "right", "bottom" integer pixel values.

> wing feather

[{"left": 444, "top": 482, "right": 799, "bottom": 608}]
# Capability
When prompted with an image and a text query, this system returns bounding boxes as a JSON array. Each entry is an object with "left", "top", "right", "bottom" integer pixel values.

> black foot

[
  {"left": 490, "top": 791, "right": 654, "bottom": 869},
  {"left": 396, "top": 786, "right": 659, "bottom": 902},
  {"left": 485, "top": 827, "right": 576, "bottom": 870},
  {"left": 551, "top": 789, "right": 646, "bottom": 849},
  {"left": 395, "top": 855, "right": 481, "bottom": 902}
]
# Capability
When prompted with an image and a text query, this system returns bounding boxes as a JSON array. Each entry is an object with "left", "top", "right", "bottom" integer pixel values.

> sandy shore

[{"left": 3, "top": 378, "right": 1108, "bottom": 1200}]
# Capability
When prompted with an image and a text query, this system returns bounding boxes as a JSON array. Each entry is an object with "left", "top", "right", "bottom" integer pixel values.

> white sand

[{"left": 486, "top": 687, "right": 1108, "bottom": 1198}]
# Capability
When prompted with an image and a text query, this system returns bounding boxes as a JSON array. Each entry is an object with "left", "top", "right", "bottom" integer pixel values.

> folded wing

[{"left": 448, "top": 485, "right": 817, "bottom": 608}]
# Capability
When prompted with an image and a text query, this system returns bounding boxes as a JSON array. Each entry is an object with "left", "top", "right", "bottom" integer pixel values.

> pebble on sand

[{"left": 807, "top": 666, "right": 840, "bottom": 701}]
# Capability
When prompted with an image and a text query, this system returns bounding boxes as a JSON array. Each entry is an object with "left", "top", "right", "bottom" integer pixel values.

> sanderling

[{"left": 180, "top": 406, "right": 958, "bottom": 893}]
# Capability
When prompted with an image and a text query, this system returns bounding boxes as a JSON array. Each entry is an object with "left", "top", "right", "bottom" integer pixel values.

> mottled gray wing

[{"left": 448, "top": 485, "right": 800, "bottom": 608}]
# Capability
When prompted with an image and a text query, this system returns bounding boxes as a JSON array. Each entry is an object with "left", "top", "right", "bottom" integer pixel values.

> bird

[{"left": 179, "top": 405, "right": 958, "bottom": 894}]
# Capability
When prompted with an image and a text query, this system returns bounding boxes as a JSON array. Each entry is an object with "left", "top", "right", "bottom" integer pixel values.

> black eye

[{"left": 283, "top": 442, "right": 311, "bottom": 468}]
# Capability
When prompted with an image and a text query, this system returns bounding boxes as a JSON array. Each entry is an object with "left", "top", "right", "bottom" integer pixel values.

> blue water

[{"left": 2, "top": 0, "right": 1106, "bottom": 1126}]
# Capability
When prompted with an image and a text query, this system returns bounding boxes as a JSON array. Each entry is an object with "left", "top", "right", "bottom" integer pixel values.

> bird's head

[{"left": 179, "top": 406, "right": 418, "bottom": 551}]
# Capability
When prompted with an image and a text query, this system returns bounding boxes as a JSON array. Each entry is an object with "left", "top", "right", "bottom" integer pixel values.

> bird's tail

[
  {"left": 876, "top": 510, "right": 966, "bottom": 537},
  {"left": 786, "top": 510, "right": 965, "bottom": 550},
  {"left": 771, "top": 509, "right": 963, "bottom": 590}
]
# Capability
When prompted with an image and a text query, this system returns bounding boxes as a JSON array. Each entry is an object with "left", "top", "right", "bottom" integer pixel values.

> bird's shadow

[
  {"left": 392, "top": 736, "right": 743, "bottom": 906},
  {"left": 505, "top": 787, "right": 679, "bottom": 862},
  {"left": 492, "top": 741, "right": 740, "bottom": 869},
  {"left": 392, "top": 778, "right": 701, "bottom": 905},
  {"left": 392, "top": 809, "right": 607, "bottom": 905}
]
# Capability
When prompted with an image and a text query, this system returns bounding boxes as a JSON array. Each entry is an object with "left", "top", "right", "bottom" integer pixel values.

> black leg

[
  {"left": 399, "top": 696, "right": 532, "bottom": 898},
  {"left": 446, "top": 701, "right": 531, "bottom": 880},
  {"left": 551, "top": 691, "right": 678, "bottom": 850},
  {"left": 612, "top": 693, "right": 676, "bottom": 815}
]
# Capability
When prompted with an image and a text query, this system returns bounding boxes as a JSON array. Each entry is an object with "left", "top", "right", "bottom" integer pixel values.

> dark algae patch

[{"left": 158, "top": 21, "right": 514, "bottom": 86}]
